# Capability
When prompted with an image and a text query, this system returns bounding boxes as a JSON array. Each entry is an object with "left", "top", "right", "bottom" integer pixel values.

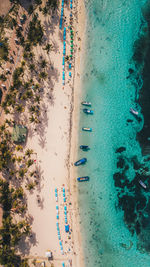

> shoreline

[{"left": 70, "top": 0, "right": 87, "bottom": 265}]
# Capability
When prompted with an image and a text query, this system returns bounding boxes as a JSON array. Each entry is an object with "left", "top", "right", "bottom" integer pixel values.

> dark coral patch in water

[{"left": 116, "top": 147, "right": 126, "bottom": 153}]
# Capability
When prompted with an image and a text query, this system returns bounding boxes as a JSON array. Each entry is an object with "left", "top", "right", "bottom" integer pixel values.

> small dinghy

[
  {"left": 83, "top": 108, "right": 94, "bottom": 114},
  {"left": 77, "top": 176, "right": 89, "bottom": 182},
  {"left": 80, "top": 145, "right": 90, "bottom": 151},
  {"left": 130, "top": 108, "right": 138, "bottom": 116},
  {"left": 81, "top": 101, "right": 91, "bottom": 106},
  {"left": 139, "top": 180, "right": 147, "bottom": 189},
  {"left": 82, "top": 127, "right": 92, "bottom": 132},
  {"left": 74, "top": 158, "right": 87, "bottom": 166}
]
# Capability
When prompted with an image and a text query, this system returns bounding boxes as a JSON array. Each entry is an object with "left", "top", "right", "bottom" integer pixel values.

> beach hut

[
  {"left": 12, "top": 125, "right": 28, "bottom": 144},
  {"left": 45, "top": 250, "right": 52, "bottom": 260}
]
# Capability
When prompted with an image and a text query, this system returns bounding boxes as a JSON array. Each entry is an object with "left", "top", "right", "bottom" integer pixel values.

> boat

[
  {"left": 83, "top": 108, "right": 94, "bottom": 114},
  {"left": 80, "top": 145, "right": 90, "bottom": 151},
  {"left": 74, "top": 158, "right": 87, "bottom": 166},
  {"left": 81, "top": 101, "right": 91, "bottom": 106},
  {"left": 82, "top": 127, "right": 92, "bottom": 132},
  {"left": 130, "top": 108, "right": 138, "bottom": 116},
  {"left": 139, "top": 180, "right": 147, "bottom": 189},
  {"left": 77, "top": 176, "right": 89, "bottom": 182}
]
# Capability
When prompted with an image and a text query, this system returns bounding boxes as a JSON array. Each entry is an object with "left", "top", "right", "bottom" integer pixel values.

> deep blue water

[{"left": 77, "top": 0, "right": 150, "bottom": 266}]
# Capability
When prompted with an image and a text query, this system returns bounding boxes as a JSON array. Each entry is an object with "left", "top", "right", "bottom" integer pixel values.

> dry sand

[
  {"left": 20, "top": 1, "right": 86, "bottom": 266},
  {"left": 0, "top": 0, "right": 11, "bottom": 16}
]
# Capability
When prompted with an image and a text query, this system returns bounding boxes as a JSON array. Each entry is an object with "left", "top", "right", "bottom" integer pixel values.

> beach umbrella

[
  {"left": 63, "top": 198, "right": 66, "bottom": 202},
  {"left": 56, "top": 215, "right": 59, "bottom": 220},
  {"left": 56, "top": 222, "right": 59, "bottom": 226},
  {"left": 69, "top": 63, "right": 72, "bottom": 69},
  {"left": 61, "top": 250, "right": 64, "bottom": 255},
  {"left": 64, "top": 205, "right": 67, "bottom": 210},
  {"left": 55, "top": 192, "right": 58, "bottom": 197},
  {"left": 63, "top": 192, "right": 65, "bottom": 197},
  {"left": 64, "top": 210, "right": 67, "bottom": 215},
  {"left": 69, "top": 72, "right": 72, "bottom": 77},
  {"left": 56, "top": 205, "right": 59, "bottom": 210},
  {"left": 58, "top": 235, "right": 61, "bottom": 240},
  {"left": 62, "top": 263, "right": 65, "bottom": 267},
  {"left": 55, "top": 188, "right": 57, "bottom": 192},
  {"left": 71, "top": 40, "right": 73, "bottom": 43},
  {"left": 59, "top": 241, "right": 62, "bottom": 246},
  {"left": 63, "top": 187, "right": 65, "bottom": 192},
  {"left": 65, "top": 225, "right": 69, "bottom": 233}
]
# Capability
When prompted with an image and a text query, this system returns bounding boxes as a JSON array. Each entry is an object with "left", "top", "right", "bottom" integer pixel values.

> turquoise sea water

[{"left": 77, "top": 0, "right": 150, "bottom": 266}]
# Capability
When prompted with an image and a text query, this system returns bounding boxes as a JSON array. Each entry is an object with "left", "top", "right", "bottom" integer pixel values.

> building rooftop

[{"left": 12, "top": 125, "right": 27, "bottom": 143}]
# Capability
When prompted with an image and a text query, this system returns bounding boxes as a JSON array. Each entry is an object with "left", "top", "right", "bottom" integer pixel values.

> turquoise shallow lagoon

[{"left": 77, "top": 0, "right": 150, "bottom": 266}]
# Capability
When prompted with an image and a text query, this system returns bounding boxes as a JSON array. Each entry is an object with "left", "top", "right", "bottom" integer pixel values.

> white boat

[
  {"left": 130, "top": 108, "right": 138, "bottom": 115},
  {"left": 139, "top": 180, "right": 146, "bottom": 189},
  {"left": 81, "top": 101, "right": 91, "bottom": 106}
]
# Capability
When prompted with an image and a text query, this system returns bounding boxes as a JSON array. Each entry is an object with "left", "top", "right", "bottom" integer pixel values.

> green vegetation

[
  {"left": 27, "top": 15, "right": 43, "bottom": 45},
  {"left": 0, "top": 39, "right": 9, "bottom": 61}
]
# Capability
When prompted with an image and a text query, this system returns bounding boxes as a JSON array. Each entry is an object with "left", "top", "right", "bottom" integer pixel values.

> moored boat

[
  {"left": 81, "top": 101, "right": 91, "bottom": 106},
  {"left": 139, "top": 180, "right": 147, "bottom": 189},
  {"left": 80, "top": 145, "right": 90, "bottom": 151},
  {"left": 130, "top": 108, "right": 138, "bottom": 116},
  {"left": 77, "top": 176, "right": 89, "bottom": 182},
  {"left": 82, "top": 127, "right": 92, "bottom": 132},
  {"left": 74, "top": 158, "right": 87, "bottom": 166},
  {"left": 83, "top": 108, "right": 94, "bottom": 114}
]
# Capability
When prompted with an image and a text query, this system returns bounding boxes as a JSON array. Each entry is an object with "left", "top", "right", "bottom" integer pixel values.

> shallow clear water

[{"left": 77, "top": 0, "right": 150, "bottom": 266}]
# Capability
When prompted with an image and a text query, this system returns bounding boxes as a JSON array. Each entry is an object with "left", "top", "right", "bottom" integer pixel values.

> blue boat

[
  {"left": 77, "top": 176, "right": 90, "bottom": 182},
  {"left": 74, "top": 158, "right": 87, "bottom": 166},
  {"left": 80, "top": 145, "right": 90, "bottom": 151},
  {"left": 81, "top": 101, "right": 91, "bottom": 106},
  {"left": 82, "top": 127, "right": 92, "bottom": 132},
  {"left": 83, "top": 108, "right": 94, "bottom": 114}
]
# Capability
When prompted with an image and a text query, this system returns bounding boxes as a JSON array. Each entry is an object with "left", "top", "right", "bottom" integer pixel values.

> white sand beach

[{"left": 18, "top": 1, "right": 86, "bottom": 266}]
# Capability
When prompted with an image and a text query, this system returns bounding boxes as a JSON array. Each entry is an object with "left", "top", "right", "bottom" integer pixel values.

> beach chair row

[{"left": 59, "top": 0, "right": 65, "bottom": 29}]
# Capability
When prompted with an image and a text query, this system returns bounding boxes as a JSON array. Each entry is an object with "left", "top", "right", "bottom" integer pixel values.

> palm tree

[
  {"left": 26, "top": 182, "right": 35, "bottom": 191},
  {"left": 40, "top": 59, "right": 47, "bottom": 69},
  {"left": 29, "top": 64, "right": 35, "bottom": 71},
  {"left": 39, "top": 71, "right": 47, "bottom": 80},
  {"left": 15, "top": 104, "right": 24, "bottom": 113},
  {"left": 27, "top": 159, "right": 34, "bottom": 168},
  {"left": 15, "top": 145, "right": 23, "bottom": 151},
  {"left": 29, "top": 116, "right": 35, "bottom": 123},
  {"left": 35, "top": 0, "right": 42, "bottom": 4},
  {"left": 34, "top": 96, "right": 40, "bottom": 104},
  {"left": 44, "top": 43, "right": 52, "bottom": 54},
  {"left": 42, "top": 7, "right": 48, "bottom": 15},
  {"left": 25, "top": 149, "right": 34, "bottom": 157}
]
